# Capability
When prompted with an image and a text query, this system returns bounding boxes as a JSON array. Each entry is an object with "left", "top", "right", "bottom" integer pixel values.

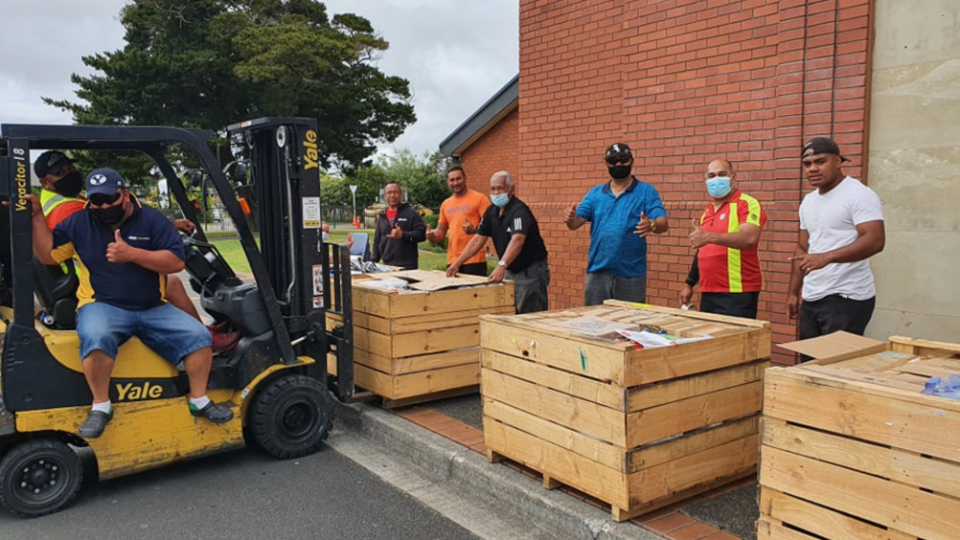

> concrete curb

[{"left": 335, "top": 401, "right": 662, "bottom": 540}]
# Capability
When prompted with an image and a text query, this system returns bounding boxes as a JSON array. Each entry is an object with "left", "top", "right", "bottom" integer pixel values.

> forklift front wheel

[
  {"left": 0, "top": 439, "right": 84, "bottom": 518},
  {"left": 248, "top": 375, "right": 337, "bottom": 459}
]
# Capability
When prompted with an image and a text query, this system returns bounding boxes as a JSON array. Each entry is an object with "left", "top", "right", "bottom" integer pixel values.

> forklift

[{"left": 0, "top": 118, "right": 354, "bottom": 517}]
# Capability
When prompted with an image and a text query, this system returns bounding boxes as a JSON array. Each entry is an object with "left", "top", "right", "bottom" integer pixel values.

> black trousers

[
  {"left": 798, "top": 294, "right": 876, "bottom": 361},
  {"left": 700, "top": 292, "right": 760, "bottom": 319}
]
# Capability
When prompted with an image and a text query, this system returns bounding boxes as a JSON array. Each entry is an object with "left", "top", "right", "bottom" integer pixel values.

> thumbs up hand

[
  {"left": 634, "top": 211, "right": 653, "bottom": 237},
  {"left": 461, "top": 219, "right": 477, "bottom": 235},
  {"left": 562, "top": 203, "right": 578, "bottom": 225},
  {"left": 106, "top": 229, "right": 137, "bottom": 263},
  {"left": 689, "top": 218, "right": 711, "bottom": 248}
]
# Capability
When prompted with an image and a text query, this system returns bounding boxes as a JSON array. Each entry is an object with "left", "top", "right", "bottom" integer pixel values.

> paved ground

[{"left": 0, "top": 445, "right": 478, "bottom": 540}]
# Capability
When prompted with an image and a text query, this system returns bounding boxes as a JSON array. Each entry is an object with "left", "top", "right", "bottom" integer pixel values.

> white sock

[
  {"left": 190, "top": 395, "right": 211, "bottom": 410},
  {"left": 92, "top": 401, "right": 112, "bottom": 414}
]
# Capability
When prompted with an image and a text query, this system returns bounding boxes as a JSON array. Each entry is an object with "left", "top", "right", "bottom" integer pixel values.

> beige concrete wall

[{"left": 867, "top": 0, "right": 960, "bottom": 341}]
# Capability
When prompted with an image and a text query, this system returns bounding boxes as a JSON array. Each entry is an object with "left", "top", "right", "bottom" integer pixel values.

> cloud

[{"left": 0, "top": 0, "right": 518, "bottom": 155}]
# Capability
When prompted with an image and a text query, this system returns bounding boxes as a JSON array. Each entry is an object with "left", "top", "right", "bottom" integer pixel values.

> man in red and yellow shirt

[{"left": 680, "top": 159, "right": 766, "bottom": 318}]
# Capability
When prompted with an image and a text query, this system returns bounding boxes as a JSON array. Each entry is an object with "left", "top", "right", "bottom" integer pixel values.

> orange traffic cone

[{"left": 353, "top": 215, "right": 360, "bottom": 228}]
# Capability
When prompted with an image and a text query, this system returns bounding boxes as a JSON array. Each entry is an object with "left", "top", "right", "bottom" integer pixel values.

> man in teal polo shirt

[
  {"left": 27, "top": 168, "right": 233, "bottom": 438},
  {"left": 564, "top": 143, "right": 669, "bottom": 305}
]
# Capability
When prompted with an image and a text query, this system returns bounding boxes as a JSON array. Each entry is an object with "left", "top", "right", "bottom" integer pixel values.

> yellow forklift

[{"left": 0, "top": 118, "right": 354, "bottom": 517}]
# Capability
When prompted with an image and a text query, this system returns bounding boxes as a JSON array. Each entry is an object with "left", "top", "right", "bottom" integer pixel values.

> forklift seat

[
  {"left": 37, "top": 324, "right": 180, "bottom": 379},
  {"left": 32, "top": 258, "right": 80, "bottom": 330}
]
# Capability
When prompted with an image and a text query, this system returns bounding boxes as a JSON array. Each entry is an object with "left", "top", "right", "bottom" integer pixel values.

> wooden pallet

[
  {"left": 480, "top": 302, "right": 771, "bottom": 522},
  {"left": 758, "top": 336, "right": 960, "bottom": 540},
  {"left": 328, "top": 271, "right": 514, "bottom": 403}
]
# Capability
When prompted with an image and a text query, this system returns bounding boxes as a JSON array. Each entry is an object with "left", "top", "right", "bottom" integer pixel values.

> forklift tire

[
  {"left": 0, "top": 439, "right": 83, "bottom": 518},
  {"left": 248, "top": 375, "right": 336, "bottom": 459}
]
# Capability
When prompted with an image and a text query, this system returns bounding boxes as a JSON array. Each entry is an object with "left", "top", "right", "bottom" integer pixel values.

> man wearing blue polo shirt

[
  {"left": 564, "top": 143, "right": 669, "bottom": 305},
  {"left": 27, "top": 168, "right": 233, "bottom": 438}
]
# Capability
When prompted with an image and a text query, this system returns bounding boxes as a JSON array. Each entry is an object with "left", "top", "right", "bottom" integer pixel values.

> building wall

[
  {"left": 459, "top": 107, "right": 520, "bottom": 193},
  {"left": 866, "top": 0, "right": 960, "bottom": 341},
  {"left": 518, "top": 0, "right": 874, "bottom": 359}
]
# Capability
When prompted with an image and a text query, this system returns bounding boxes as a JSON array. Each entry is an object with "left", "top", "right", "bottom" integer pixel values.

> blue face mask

[
  {"left": 706, "top": 177, "right": 732, "bottom": 198},
  {"left": 491, "top": 193, "right": 509, "bottom": 207},
  {"left": 321, "top": 231, "right": 329, "bottom": 242}
]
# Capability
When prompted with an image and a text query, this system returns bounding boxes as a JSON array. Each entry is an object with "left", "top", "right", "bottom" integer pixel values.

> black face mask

[
  {"left": 608, "top": 164, "right": 632, "bottom": 180},
  {"left": 53, "top": 171, "right": 83, "bottom": 197},
  {"left": 91, "top": 203, "right": 126, "bottom": 227}
]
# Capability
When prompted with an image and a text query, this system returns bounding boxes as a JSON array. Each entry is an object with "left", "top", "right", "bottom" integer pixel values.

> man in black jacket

[{"left": 373, "top": 181, "right": 426, "bottom": 270}]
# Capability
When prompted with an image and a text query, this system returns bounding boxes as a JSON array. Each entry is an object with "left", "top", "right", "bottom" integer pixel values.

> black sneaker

[
  {"left": 78, "top": 409, "right": 113, "bottom": 439},
  {"left": 189, "top": 401, "right": 234, "bottom": 424}
]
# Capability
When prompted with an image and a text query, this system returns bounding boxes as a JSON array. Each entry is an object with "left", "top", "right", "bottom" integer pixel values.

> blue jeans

[{"left": 76, "top": 302, "right": 211, "bottom": 364}]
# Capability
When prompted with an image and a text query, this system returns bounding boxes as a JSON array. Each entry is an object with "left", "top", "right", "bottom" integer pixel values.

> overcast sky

[{"left": 0, "top": 0, "right": 519, "bottom": 158}]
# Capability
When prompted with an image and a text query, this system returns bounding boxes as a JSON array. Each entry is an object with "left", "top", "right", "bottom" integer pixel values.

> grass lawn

[{"left": 210, "top": 228, "right": 496, "bottom": 275}]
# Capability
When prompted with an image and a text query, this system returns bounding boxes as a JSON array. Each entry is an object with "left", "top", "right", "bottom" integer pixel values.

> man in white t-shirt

[{"left": 786, "top": 137, "right": 885, "bottom": 349}]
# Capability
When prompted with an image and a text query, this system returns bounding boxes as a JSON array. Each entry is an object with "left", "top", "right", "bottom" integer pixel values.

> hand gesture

[
  {"left": 788, "top": 253, "right": 831, "bottom": 275},
  {"left": 347, "top": 233, "right": 355, "bottom": 250},
  {"left": 173, "top": 218, "right": 196, "bottom": 234},
  {"left": 106, "top": 230, "right": 136, "bottom": 263},
  {"left": 562, "top": 203, "right": 578, "bottom": 225},
  {"left": 634, "top": 211, "right": 652, "bottom": 237},
  {"left": 679, "top": 283, "right": 694, "bottom": 306},
  {"left": 446, "top": 262, "right": 461, "bottom": 277},
  {"left": 389, "top": 224, "right": 403, "bottom": 240},
  {"left": 426, "top": 223, "right": 436, "bottom": 242},
  {"left": 689, "top": 219, "right": 710, "bottom": 248},
  {"left": 462, "top": 219, "right": 477, "bottom": 235}
]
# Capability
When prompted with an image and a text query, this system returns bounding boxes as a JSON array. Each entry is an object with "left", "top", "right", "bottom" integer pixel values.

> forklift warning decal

[
  {"left": 312, "top": 264, "right": 324, "bottom": 296},
  {"left": 303, "top": 197, "right": 321, "bottom": 229}
]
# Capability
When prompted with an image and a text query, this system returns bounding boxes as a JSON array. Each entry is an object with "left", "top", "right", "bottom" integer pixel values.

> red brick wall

[
  {"left": 518, "top": 0, "right": 874, "bottom": 362},
  {"left": 459, "top": 107, "right": 521, "bottom": 194}
]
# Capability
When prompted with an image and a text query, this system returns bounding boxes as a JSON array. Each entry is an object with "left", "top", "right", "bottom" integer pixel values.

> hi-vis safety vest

[{"left": 40, "top": 190, "right": 84, "bottom": 276}]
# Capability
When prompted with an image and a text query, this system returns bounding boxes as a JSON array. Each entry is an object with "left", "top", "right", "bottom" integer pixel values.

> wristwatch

[{"left": 497, "top": 260, "right": 507, "bottom": 268}]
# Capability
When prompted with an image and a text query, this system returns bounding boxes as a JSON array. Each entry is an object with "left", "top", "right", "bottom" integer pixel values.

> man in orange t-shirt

[{"left": 427, "top": 166, "right": 491, "bottom": 276}]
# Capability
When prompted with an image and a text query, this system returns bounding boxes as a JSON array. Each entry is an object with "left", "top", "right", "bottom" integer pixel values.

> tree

[{"left": 45, "top": 0, "right": 415, "bottom": 175}]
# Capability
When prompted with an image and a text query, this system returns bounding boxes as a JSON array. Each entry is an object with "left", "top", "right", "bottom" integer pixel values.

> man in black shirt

[
  {"left": 372, "top": 181, "right": 426, "bottom": 270},
  {"left": 447, "top": 171, "right": 549, "bottom": 314}
]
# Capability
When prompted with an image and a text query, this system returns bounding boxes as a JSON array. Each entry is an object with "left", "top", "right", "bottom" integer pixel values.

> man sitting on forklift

[
  {"left": 34, "top": 151, "right": 239, "bottom": 352},
  {"left": 25, "top": 168, "right": 234, "bottom": 438}
]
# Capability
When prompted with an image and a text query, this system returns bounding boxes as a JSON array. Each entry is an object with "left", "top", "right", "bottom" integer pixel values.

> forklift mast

[{"left": 226, "top": 118, "right": 353, "bottom": 399}]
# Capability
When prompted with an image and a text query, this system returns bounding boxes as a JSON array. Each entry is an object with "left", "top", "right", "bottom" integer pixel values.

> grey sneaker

[
  {"left": 78, "top": 409, "right": 113, "bottom": 438},
  {"left": 189, "top": 401, "right": 234, "bottom": 424}
]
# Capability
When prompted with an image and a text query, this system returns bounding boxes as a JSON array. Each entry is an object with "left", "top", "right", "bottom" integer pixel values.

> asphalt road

[{"left": 0, "top": 443, "right": 478, "bottom": 540}]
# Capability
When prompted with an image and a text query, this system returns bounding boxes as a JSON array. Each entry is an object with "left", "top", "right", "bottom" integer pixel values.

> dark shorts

[
  {"left": 451, "top": 262, "right": 488, "bottom": 277},
  {"left": 584, "top": 271, "right": 645, "bottom": 306},
  {"left": 506, "top": 260, "right": 550, "bottom": 314},
  {"left": 798, "top": 294, "right": 876, "bottom": 361},
  {"left": 700, "top": 292, "right": 760, "bottom": 319}
]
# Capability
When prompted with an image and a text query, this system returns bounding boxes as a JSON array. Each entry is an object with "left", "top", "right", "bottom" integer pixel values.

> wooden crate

[
  {"left": 758, "top": 336, "right": 960, "bottom": 540},
  {"left": 480, "top": 300, "right": 771, "bottom": 521},
  {"left": 329, "top": 270, "right": 515, "bottom": 405}
]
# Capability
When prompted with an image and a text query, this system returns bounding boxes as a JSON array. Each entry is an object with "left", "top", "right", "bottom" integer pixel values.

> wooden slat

[
  {"left": 760, "top": 488, "right": 919, "bottom": 540},
  {"left": 626, "top": 381, "right": 762, "bottom": 448},
  {"left": 484, "top": 418, "right": 630, "bottom": 508},
  {"left": 625, "top": 328, "right": 771, "bottom": 385},
  {"left": 482, "top": 350, "right": 627, "bottom": 411},
  {"left": 355, "top": 324, "right": 480, "bottom": 358},
  {"left": 391, "top": 362, "right": 480, "bottom": 400},
  {"left": 356, "top": 283, "right": 514, "bottom": 319},
  {"left": 764, "top": 370, "right": 960, "bottom": 461},
  {"left": 757, "top": 518, "right": 829, "bottom": 540},
  {"left": 628, "top": 434, "right": 758, "bottom": 504},
  {"left": 760, "top": 446, "right": 960, "bottom": 540},
  {"left": 481, "top": 368, "right": 627, "bottom": 446},
  {"left": 482, "top": 398, "right": 626, "bottom": 472},
  {"left": 631, "top": 416, "right": 760, "bottom": 471},
  {"left": 353, "top": 348, "right": 478, "bottom": 375},
  {"left": 889, "top": 335, "right": 960, "bottom": 356},
  {"left": 603, "top": 299, "right": 771, "bottom": 328},
  {"left": 627, "top": 360, "right": 768, "bottom": 411},
  {"left": 762, "top": 418, "right": 960, "bottom": 499}
]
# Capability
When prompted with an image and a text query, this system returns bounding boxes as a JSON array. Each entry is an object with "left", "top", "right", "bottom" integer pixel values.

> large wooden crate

[
  {"left": 759, "top": 334, "right": 960, "bottom": 540},
  {"left": 480, "top": 300, "right": 771, "bottom": 521},
  {"left": 329, "top": 270, "right": 515, "bottom": 404}
]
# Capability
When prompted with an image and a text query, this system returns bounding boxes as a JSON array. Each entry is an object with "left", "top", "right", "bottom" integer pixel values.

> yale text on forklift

[{"left": 303, "top": 129, "right": 319, "bottom": 170}]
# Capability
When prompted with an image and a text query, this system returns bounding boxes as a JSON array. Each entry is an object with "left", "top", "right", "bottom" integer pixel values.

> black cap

[
  {"left": 34, "top": 151, "right": 74, "bottom": 178},
  {"left": 605, "top": 143, "right": 632, "bottom": 160},
  {"left": 801, "top": 137, "right": 850, "bottom": 162}
]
